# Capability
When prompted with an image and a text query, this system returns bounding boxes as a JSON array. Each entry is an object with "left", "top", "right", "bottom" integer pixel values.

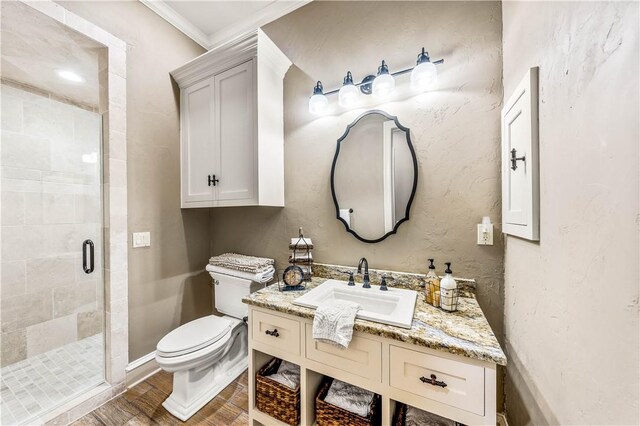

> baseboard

[
  {"left": 125, "top": 351, "right": 160, "bottom": 388},
  {"left": 497, "top": 412, "right": 509, "bottom": 426}
]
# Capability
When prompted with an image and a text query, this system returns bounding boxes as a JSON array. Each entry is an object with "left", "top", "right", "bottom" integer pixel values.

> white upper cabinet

[
  {"left": 501, "top": 67, "right": 540, "bottom": 240},
  {"left": 172, "top": 30, "right": 291, "bottom": 208}
]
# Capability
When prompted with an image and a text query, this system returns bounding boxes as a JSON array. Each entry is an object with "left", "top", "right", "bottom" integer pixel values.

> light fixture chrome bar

[{"left": 323, "top": 59, "right": 444, "bottom": 96}]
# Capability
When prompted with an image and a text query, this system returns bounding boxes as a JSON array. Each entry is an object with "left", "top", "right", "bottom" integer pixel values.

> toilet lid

[{"left": 157, "top": 315, "right": 232, "bottom": 357}]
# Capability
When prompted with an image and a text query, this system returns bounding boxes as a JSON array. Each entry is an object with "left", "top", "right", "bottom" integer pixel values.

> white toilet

[{"left": 155, "top": 269, "right": 262, "bottom": 421}]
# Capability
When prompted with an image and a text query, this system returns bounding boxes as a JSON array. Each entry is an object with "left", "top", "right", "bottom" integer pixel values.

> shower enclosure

[{"left": 1, "top": 2, "right": 110, "bottom": 424}]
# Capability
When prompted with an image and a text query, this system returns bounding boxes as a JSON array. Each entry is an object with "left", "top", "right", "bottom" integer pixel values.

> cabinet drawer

[
  {"left": 389, "top": 345, "right": 485, "bottom": 415},
  {"left": 252, "top": 311, "right": 300, "bottom": 356},
  {"left": 305, "top": 323, "right": 382, "bottom": 382}
]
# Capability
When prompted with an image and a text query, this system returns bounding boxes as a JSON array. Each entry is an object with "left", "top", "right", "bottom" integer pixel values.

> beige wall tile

[
  {"left": 53, "top": 282, "right": 97, "bottom": 317},
  {"left": 2, "top": 167, "right": 41, "bottom": 181},
  {"left": 43, "top": 193, "right": 75, "bottom": 224},
  {"left": 26, "top": 315, "right": 77, "bottom": 357},
  {"left": 26, "top": 255, "right": 76, "bottom": 293},
  {"left": 1, "top": 292, "right": 53, "bottom": 333},
  {"left": 1, "top": 91, "right": 23, "bottom": 132},
  {"left": 1, "top": 225, "right": 45, "bottom": 261},
  {"left": 1, "top": 261, "right": 26, "bottom": 297},
  {"left": 23, "top": 99, "right": 74, "bottom": 143},
  {"left": 1, "top": 178, "right": 42, "bottom": 193},
  {"left": 1, "top": 191, "right": 25, "bottom": 225},
  {"left": 77, "top": 310, "right": 103, "bottom": 339},
  {"left": 0, "top": 131, "right": 51, "bottom": 170},
  {"left": 0, "top": 329, "right": 27, "bottom": 367}
]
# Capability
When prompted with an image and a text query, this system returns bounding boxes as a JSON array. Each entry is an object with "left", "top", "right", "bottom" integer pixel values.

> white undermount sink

[{"left": 292, "top": 279, "right": 418, "bottom": 329}]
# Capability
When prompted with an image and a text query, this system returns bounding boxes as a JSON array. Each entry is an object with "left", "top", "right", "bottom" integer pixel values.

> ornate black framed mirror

[{"left": 330, "top": 110, "right": 418, "bottom": 243}]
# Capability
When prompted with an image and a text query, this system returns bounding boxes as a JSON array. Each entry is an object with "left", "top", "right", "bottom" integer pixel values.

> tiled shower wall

[{"left": 1, "top": 83, "right": 104, "bottom": 368}]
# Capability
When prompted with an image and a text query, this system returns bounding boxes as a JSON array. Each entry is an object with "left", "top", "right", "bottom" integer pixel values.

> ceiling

[
  {"left": 0, "top": 1, "right": 102, "bottom": 108},
  {"left": 140, "top": 0, "right": 310, "bottom": 50}
]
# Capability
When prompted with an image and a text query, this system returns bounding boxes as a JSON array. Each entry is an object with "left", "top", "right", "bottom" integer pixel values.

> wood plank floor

[{"left": 72, "top": 370, "right": 249, "bottom": 426}]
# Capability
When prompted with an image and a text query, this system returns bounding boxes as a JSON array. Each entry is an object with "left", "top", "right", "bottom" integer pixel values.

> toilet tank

[{"left": 209, "top": 272, "right": 263, "bottom": 318}]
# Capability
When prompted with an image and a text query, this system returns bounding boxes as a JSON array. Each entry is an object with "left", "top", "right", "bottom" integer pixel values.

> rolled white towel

[
  {"left": 267, "top": 360, "right": 300, "bottom": 389},
  {"left": 405, "top": 406, "right": 456, "bottom": 426},
  {"left": 312, "top": 300, "right": 360, "bottom": 348},
  {"left": 324, "top": 379, "right": 374, "bottom": 418},
  {"left": 206, "top": 264, "right": 275, "bottom": 283}
]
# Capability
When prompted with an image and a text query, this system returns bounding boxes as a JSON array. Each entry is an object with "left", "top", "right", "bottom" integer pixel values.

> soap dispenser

[
  {"left": 440, "top": 262, "right": 458, "bottom": 312},
  {"left": 425, "top": 259, "right": 440, "bottom": 306}
]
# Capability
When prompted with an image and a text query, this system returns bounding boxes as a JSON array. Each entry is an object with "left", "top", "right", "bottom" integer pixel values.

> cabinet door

[
  {"left": 181, "top": 77, "right": 215, "bottom": 207},
  {"left": 501, "top": 67, "right": 539, "bottom": 240},
  {"left": 214, "top": 60, "right": 256, "bottom": 203}
]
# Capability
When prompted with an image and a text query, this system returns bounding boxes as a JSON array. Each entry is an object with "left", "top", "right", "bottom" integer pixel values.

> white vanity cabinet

[
  {"left": 171, "top": 30, "right": 291, "bottom": 208},
  {"left": 247, "top": 307, "right": 499, "bottom": 426}
]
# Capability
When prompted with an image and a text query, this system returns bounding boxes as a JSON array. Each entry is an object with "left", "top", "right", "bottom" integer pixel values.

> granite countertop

[{"left": 242, "top": 275, "right": 507, "bottom": 366}]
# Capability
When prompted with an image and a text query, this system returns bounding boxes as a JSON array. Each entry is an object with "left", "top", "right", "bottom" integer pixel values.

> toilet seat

[{"left": 157, "top": 315, "right": 232, "bottom": 358}]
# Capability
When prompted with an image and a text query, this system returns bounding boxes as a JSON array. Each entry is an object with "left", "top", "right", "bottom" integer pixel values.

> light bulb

[
  {"left": 410, "top": 61, "right": 437, "bottom": 91},
  {"left": 338, "top": 84, "right": 359, "bottom": 107},
  {"left": 308, "top": 81, "right": 328, "bottom": 115},
  {"left": 372, "top": 73, "right": 395, "bottom": 99},
  {"left": 308, "top": 94, "right": 328, "bottom": 115}
]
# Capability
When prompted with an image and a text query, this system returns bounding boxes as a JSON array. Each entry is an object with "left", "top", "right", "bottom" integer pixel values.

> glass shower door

[{"left": 0, "top": 3, "right": 106, "bottom": 424}]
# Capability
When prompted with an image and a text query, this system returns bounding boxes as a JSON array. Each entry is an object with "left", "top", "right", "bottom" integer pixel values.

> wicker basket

[
  {"left": 315, "top": 377, "right": 381, "bottom": 426},
  {"left": 392, "top": 402, "right": 407, "bottom": 426},
  {"left": 392, "top": 402, "right": 464, "bottom": 426},
  {"left": 255, "top": 358, "right": 300, "bottom": 426}
]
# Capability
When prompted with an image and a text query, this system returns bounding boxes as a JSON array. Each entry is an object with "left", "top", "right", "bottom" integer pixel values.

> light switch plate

[
  {"left": 133, "top": 232, "right": 151, "bottom": 248},
  {"left": 477, "top": 224, "right": 494, "bottom": 245}
]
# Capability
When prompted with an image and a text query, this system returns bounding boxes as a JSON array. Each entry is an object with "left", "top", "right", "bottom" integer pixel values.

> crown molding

[
  {"left": 140, "top": 0, "right": 210, "bottom": 49},
  {"left": 140, "top": 0, "right": 311, "bottom": 50},
  {"left": 170, "top": 29, "right": 292, "bottom": 89},
  {"left": 207, "top": 0, "right": 311, "bottom": 50},
  {"left": 170, "top": 30, "right": 258, "bottom": 87}
]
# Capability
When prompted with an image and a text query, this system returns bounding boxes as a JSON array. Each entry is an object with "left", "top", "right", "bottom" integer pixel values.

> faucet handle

[
  {"left": 346, "top": 272, "right": 355, "bottom": 286},
  {"left": 380, "top": 275, "right": 388, "bottom": 291},
  {"left": 362, "top": 272, "right": 371, "bottom": 289}
]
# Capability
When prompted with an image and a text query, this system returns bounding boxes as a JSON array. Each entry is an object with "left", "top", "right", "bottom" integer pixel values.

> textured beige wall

[
  {"left": 502, "top": 2, "right": 639, "bottom": 424},
  {"left": 58, "top": 1, "right": 211, "bottom": 361},
  {"left": 212, "top": 1, "right": 505, "bottom": 347}
]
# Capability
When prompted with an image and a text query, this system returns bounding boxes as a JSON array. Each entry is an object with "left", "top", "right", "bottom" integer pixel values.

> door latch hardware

[
  {"left": 510, "top": 148, "right": 526, "bottom": 171},
  {"left": 208, "top": 174, "right": 220, "bottom": 186}
]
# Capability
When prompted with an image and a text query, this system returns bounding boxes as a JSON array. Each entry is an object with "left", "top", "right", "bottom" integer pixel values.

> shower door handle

[{"left": 83, "top": 239, "right": 94, "bottom": 274}]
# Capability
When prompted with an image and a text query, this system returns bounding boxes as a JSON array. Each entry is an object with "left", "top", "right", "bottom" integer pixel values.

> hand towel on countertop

[
  {"left": 405, "top": 406, "right": 456, "bottom": 426},
  {"left": 324, "top": 379, "right": 374, "bottom": 418},
  {"left": 208, "top": 253, "right": 274, "bottom": 274},
  {"left": 206, "top": 264, "right": 275, "bottom": 283},
  {"left": 312, "top": 300, "right": 360, "bottom": 349},
  {"left": 267, "top": 360, "right": 300, "bottom": 390}
]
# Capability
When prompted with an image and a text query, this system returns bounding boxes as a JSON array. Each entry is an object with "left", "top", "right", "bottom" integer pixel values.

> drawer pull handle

[
  {"left": 265, "top": 329, "right": 279, "bottom": 337},
  {"left": 420, "top": 374, "right": 447, "bottom": 388}
]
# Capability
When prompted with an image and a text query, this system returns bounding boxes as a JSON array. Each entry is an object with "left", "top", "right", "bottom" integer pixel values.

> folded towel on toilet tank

[
  {"left": 206, "top": 264, "right": 275, "bottom": 283},
  {"left": 208, "top": 252, "right": 275, "bottom": 274}
]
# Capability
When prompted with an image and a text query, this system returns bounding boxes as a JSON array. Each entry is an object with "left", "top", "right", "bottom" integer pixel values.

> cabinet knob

[{"left": 208, "top": 174, "right": 220, "bottom": 186}]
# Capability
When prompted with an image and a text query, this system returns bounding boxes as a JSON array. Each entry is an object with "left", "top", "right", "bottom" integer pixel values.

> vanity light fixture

[
  {"left": 308, "top": 48, "right": 444, "bottom": 115},
  {"left": 410, "top": 48, "right": 438, "bottom": 91},
  {"left": 308, "top": 81, "right": 329, "bottom": 115},
  {"left": 338, "top": 71, "right": 360, "bottom": 107},
  {"left": 372, "top": 60, "right": 395, "bottom": 99}
]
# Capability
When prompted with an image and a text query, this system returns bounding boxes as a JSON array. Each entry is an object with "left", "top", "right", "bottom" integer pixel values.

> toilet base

[{"left": 162, "top": 322, "right": 247, "bottom": 421}]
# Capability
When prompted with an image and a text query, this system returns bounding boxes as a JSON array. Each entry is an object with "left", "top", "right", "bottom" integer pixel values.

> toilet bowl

[{"left": 155, "top": 268, "right": 263, "bottom": 421}]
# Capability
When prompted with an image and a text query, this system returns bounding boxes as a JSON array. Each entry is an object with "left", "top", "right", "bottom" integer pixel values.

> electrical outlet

[
  {"left": 477, "top": 224, "right": 494, "bottom": 245},
  {"left": 133, "top": 232, "right": 151, "bottom": 248}
]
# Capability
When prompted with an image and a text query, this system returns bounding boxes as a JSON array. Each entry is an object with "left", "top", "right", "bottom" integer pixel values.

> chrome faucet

[{"left": 357, "top": 257, "right": 371, "bottom": 288}]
